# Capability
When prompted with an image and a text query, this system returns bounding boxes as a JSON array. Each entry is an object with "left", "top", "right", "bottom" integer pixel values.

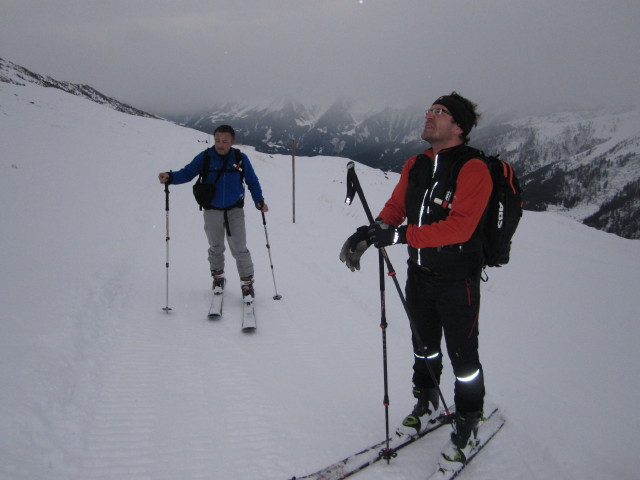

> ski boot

[
  {"left": 395, "top": 387, "right": 440, "bottom": 438},
  {"left": 439, "top": 410, "right": 483, "bottom": 465},
  {"left": 212, "top": 270, "right": 225, "bottom": 294},
  {"left": 241, "top": 275, "right": 254, "bottom": 304}
]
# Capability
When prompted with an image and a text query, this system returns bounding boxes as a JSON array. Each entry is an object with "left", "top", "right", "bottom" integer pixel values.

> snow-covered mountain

[
  {"left": 169, "top": 98, "right": 426, "bottom": 172},
  {"left": 2, "top": 54, "right": 640, "bottom": 480},
  {"left": 0, "top": 57, "right": 159, "bottom": 119},
  {"left": 172, "top": 100, "right": 640, "bottom": 240},
  {"left": 473, "top": 108, "right": 640, "bottom": 239}
]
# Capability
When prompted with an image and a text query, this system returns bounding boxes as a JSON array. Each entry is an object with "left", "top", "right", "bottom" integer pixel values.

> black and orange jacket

[{"left": 378, "top": 145, "right": 492, "bottom": 275}]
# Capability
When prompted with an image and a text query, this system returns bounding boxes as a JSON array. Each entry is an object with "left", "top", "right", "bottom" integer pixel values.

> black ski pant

[{"left": 405, "top": 262, "right": 485, "bottom": 413}]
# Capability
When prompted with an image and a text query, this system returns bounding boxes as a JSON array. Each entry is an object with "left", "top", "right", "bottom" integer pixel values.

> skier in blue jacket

[{"left": 158, "top": 124, "right": 268, "bottom": 301}]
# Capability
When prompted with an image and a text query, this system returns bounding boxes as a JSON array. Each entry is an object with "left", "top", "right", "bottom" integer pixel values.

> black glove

[
  {"left": 368, "top": 222, "right": 407, "bottom": 248},
  {"left": 339, "top": 225, "right": 372, "bottom": 272},
  {"left": 160, "top": 171, "right": 173, "bottom": 184},
  {"left": 255, "top": 199, "right": 265, "bottom": 210}
]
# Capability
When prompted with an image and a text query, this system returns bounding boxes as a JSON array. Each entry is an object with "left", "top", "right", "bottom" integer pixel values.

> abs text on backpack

[
  {"left": 449, "top": 151, "right": 524, "bottom": 268},
  {"left": 479, "top": 154, "right": 523, "bottom": 267}
]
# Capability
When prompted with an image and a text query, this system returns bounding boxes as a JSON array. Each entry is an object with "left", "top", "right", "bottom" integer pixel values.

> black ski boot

[
  {"left": 241, "top": 275, "right": 254, "bottom": 304},
  {"left": 395, "top": 387, "right": 440, "bottom": 437},
  {"left": 212, "top": 270, "right": 225, "bottom": 293},
  {"left": 440, "top": 410, "right": 483, "bottom": 464}
]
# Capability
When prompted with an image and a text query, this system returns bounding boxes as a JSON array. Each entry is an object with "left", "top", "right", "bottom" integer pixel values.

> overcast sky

[{"left": 2, "top": 0, "right": 639, "bottom": 117}]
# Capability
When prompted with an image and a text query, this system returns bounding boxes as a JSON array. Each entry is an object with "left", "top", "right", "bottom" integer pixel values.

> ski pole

[
  {"left": 345, "top": 167, "right": 395, "bottom": 460},
  {"left": 261, "top": 211, "right": 282, "bottom": 300},
  {"left": 162, "top": 183, "right": 172, "bottom": 313},
  {"left": 344, "top": 161, "right": 451, "bottom": 418},
  {"left": 378, "top": 250, "right": 396, "bottom": 462}
]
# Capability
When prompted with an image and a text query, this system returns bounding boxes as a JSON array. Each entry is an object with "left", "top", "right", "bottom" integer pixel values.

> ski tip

[
  {"left": 242, "top": 326, "right": 257, "bottom": 333},
  {"left": 347, "top": 161, "right": 355, "bottom": 169}
]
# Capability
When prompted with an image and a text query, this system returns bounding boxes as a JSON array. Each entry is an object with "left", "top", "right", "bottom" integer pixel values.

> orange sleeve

[{"left": 406, "top": 158, "right": 492, "bottom": 248}]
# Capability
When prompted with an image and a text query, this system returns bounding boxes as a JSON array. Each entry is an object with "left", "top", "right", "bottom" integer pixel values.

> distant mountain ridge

[
  {"left": 0, "top": 57, "right": 159, "bottom": 119},
  {"left": 170, "top": 98, "right": 427, "bottom": 172},
  {"left": 472, "top": 107, "right": 640, "bottom": 239},
  {"left": 2, "top": 58, "right": 638, "bottom": 239},
  {"left": 172, "top": 101, "right": 640, "bottom": 240}
]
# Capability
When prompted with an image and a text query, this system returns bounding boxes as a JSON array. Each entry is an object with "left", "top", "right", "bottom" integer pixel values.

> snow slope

[{"left": 1, "top": 80, "right": 639, "bottom": 480}]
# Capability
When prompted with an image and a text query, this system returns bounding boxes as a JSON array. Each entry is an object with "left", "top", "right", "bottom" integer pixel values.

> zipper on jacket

[{"left": 416, "top": 153, "right": 440, "bottom": 266}]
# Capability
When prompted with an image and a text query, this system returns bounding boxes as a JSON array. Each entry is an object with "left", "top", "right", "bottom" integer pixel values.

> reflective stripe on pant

[
  {"left": 405, "top": 264, "right": 485, "bottom": 413},
  {"left": 203, "top": 207, "right": 254, "bottom": 278}
]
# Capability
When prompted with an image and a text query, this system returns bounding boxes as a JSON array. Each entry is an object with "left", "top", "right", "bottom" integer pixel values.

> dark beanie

[{"left": 433, "top": 94, "right": 476, "bottom": 137}]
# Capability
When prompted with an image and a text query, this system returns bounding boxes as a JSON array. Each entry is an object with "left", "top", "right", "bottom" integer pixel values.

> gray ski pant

[{"left": 203, "top": 207, "right": 254, "bottom": 279}]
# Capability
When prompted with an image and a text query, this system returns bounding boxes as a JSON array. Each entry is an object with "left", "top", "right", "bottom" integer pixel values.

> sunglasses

[{"left": 426, "top": 107, "right": 452, "bottom": 116}]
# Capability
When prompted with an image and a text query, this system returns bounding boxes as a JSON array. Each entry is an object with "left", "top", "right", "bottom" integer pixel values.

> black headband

[{"left": 433, "top": 95, "right": 475, "bottom": 137}]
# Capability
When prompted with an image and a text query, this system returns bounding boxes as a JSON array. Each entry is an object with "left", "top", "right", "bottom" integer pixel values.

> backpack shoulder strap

[
  {"left": 233, "top": 148, "right": 245, "bottom": 184},
  {"left": 448, "top": 146, "right": 486, "bottom": 184},
  {"left": 234, "top": 148, "right": 243, "bottom": 166},
  {"left": 198, "top": 148, "right": 212, "bottom": 181},
  {"left": 436, "top": 146, "right": 487, "bottom": 212}
]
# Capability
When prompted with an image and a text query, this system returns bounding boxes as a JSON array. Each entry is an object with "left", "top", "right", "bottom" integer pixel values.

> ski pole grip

[
  {"left": 345, "top": 162, "right": 357, "bottom": 205},
  {"left": 346, "top": 162, "right": 375, "bottom": 224}
]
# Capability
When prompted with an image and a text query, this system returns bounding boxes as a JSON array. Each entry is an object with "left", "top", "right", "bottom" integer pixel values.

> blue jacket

[{"left": 170, "top": 147, "right": 264, "bottom": 209}]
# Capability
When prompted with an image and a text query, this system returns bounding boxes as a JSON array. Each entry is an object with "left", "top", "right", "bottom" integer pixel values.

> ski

[
  {"left": 208, "top": 288, "right": 223, "bottom": 319},
  {"left": 241, "top": 300, "right": 256, "bottom": 332},
  {"left": 427, "top": 407, "right": 505, "bottom": 480},
  {"left": 289, "top": 410, "right": 454, "bottom": 480}
]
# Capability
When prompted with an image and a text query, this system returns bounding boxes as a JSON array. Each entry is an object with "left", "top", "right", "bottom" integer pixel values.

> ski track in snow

[
  {"left": 68, "top": 227, "right": 305, "bottom": 480},
  {"left": 61, "top": 197, "right": 286, "bottom": 479},
  {"left": 74, "top": 289, "right": 289, "bottom": 479}
]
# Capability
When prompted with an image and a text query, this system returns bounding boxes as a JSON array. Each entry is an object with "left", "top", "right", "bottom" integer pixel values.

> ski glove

[
  {"left": 160, "top": 171, "right": 173, "bottom": 184},
  {"left": 339, "top": 225, "right": 372, "bottom": 272},
  {"left": 368, "top": 222, "right": 407, "bottom": 248}
]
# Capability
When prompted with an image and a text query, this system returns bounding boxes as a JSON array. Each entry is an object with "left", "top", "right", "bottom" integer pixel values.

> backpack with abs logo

[
  {"left": 448, "top": 150, "right": 524, "bottom": 268},
  {"left": 480, "top": 154, "right": 523, "bottom": 267}
]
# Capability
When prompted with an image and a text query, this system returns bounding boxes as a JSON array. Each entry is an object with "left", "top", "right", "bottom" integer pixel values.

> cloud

[{"left": 2, "top": 0, "right": 639, "bottom": 117}]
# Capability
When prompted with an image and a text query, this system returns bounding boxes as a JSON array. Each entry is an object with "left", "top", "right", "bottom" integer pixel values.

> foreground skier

[{"left": 340, "top": 92, "right": 492, "bottom": 466}]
